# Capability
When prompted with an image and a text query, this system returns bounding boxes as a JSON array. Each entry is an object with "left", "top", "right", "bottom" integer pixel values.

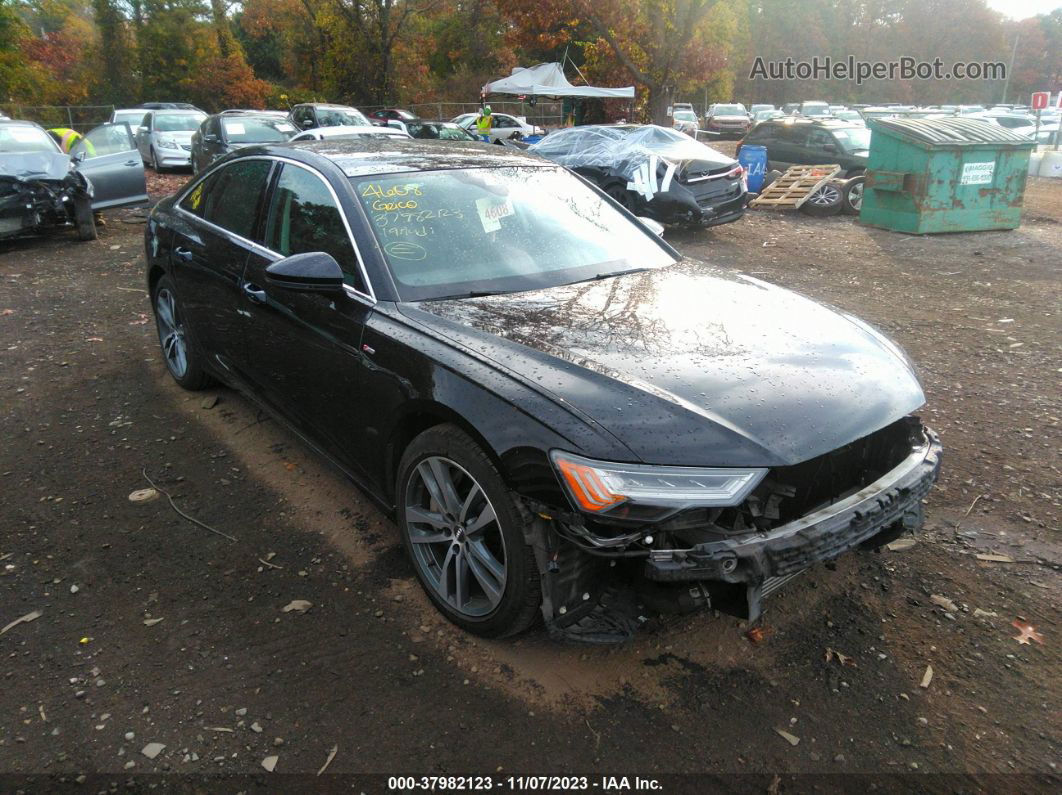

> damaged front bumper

[
  {"left": 644, "top": 428, "right": 942, "bottom": 619},
  {"left": 0, "top": 175, "right": 85, "bottom": 239}
]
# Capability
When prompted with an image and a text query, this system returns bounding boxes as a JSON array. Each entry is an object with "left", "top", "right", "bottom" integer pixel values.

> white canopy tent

[{"left": 482, "top": 62, "right": 635, "bottom": 99}]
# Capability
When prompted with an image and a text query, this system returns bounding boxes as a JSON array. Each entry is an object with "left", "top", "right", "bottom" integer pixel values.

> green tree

[{"left": 91, "top": 0, "right": 136, "bottom": 104}]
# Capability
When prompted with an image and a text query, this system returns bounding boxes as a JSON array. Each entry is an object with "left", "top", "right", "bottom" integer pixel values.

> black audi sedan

[{"left": 144, "top": 139, "right": 941, "bottom": 642}]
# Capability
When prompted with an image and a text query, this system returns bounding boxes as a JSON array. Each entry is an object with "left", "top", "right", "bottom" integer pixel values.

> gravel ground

[{"left": 0, "top": 164, "right": 1058, "bottom": 790}]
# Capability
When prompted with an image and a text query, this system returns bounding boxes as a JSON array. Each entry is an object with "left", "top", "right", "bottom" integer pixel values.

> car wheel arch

[{"left": 383, "top": 403, "right": 505, "bottom": 505}]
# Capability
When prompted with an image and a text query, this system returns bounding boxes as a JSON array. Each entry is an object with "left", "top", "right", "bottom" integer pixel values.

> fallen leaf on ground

[
  {"left": 973, "top": 608, "right": 998, "bottom": 619},
  {"left": 976, "top": 553, "right": 1015, "bottom": 563},
  {"left": 825, "top": 647, "right": 857, "bottom": 667},
  {"left": 282, "top": 600, "right": 313, "bottom": 613},
  {"left": 930, "top": 594, "right": 958, "bottom": 612},
  {"left": 775, "top": 728, "right": 800, "bottom": 746},
  {"left": 318, "top": 744, "right": 338, "bottom": 775},
  {"left": 1011, "top": 617, "right": 1044, "bottom": 646},
  {"left": 142, "top": 617, "right": 164, "bottom": 626},
  {"left": 885, "top": 538, "right": 917, "bottom": 551},
  {"left": 1, "top": 609, "right": 42, "bottom": 636},
  {"left": 745, "top": 625, "right": 770, "bottom": 644},
  {"left": 920, "top": 664, "right": 934, "bottom": 688}
]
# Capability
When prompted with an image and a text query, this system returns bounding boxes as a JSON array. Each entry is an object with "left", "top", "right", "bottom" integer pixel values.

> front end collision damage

[
  {"left": 516, "top": 420, "right": 942, "bottom": 642},
  {"left": 0, "top": 168, "right": 92, "bottom": 240}
]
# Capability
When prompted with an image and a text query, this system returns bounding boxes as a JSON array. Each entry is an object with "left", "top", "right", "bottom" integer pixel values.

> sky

[{"left": 986, "top": 0, "right": 1059, "bottom": 19}]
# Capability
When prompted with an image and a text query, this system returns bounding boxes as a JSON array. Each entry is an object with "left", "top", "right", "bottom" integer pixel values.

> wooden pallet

[{"left": 749, "top": 164, "right": 842, "bottom": 209}]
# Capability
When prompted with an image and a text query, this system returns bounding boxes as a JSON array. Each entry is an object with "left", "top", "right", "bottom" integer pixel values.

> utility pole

[{"left": 1000, "top": 31, "right": 1019, "bottom": 104}]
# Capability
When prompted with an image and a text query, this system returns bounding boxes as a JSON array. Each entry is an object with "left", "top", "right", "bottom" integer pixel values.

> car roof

[
  {"left": 0, "top": 119, "right": 45, "bottom": 128},
  {"left": 256, "top": 137, "right": 543, "bottom": 177},
  {"left": 764, "top": 118, "right": 860, "bottom": 128}
]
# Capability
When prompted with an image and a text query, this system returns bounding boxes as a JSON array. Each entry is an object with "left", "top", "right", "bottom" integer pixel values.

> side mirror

[
  {"left": 71, "top": 150, "right": 86, "bottom": 164},
  {"left": 822, "top": 143, "right": 837, "bottom": 152},
  {"left": 638, "top": 217, "right": 665, "bottom": 237},
  {"left": 265, "top": 252, "right": 344, "bottom": 291},
  {"left": 300, "top": 119, "right": 315, "bottom": 129}
]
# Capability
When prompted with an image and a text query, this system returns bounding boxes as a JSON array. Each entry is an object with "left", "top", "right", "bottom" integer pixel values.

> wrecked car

[
  {"left": 529, "top": 125, "right": 747, "bottom": 227},
  {"left": 1, "top": 119, "right": 147, "bottom": 242},
  {"left": 145, "top": 139, "right": 941, "bottom": 643}
]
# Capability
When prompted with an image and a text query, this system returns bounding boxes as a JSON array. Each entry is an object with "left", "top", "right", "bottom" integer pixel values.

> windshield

[
  {"left": 114, "top": 110, "right": 145, "bottom": 125},
  {"left": 673, "top": 111, "right": 697, "bottom": 122},
  {"left": 155, "top": 114, "right": 206, "bottom": 132},
  {"left": 802, "top": 104, "right": 830, "bottom": 116},
  {"left": 0, "top": 125, "right": 60, "bottom": 153},
  {"left": 832, "top": 127, "right": 871, "bottom": 151},
  {"left": 354, "top": 166, "right": 675, "bottom": 301},
  {"left": 317, "top": 107, "right": 371, "bottom": 127},
  {"left": 222, "top": 117, "right": 296, "bottom": 142},
  {"left": 713, "top": 105, "right": 746, "bottom": 115},
  {"left": 409, "top": 123, "right": 473, "bottom": 140}
]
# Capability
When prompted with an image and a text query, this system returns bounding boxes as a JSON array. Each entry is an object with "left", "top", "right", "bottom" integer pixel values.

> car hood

[
  {"left": 159, "top": 130, "right": 195, "bottom": 142},
  {"left": 400, "top": 261, "right": 925, "bottom": 467},
  {"left": 0, "top": 151, "right": 70, "bottom": 181}
]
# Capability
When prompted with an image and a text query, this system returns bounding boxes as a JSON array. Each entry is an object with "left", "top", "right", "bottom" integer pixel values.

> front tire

[
  {"left": 151, "top": 275, "right": 212, "bottom": 390},
  {"left": 396, "top": 425, "right": 540, "bottom": 638},
  {"left": 74, "top": 197, "right": 97, "bottom": 241}
]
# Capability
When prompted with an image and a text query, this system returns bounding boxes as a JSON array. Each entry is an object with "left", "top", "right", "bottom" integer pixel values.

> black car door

[
  {"left": 236, "top": 160, "right": 375, "bottom": 474},
  {"left": 69, "top": 123, "right": 148, "bottom": 209},
  {"left": 169, "top": 158, "right": 275, "bottom": 372}
]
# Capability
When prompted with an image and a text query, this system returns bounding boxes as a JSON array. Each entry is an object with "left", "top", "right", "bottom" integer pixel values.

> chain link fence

[{"left": 0, "top": 104, "right": 117, "bottom": 132}]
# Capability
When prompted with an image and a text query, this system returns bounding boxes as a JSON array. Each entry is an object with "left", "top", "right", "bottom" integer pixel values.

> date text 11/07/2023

[{"left": 386, "top": 775, "right": 664, "bottom": 792}]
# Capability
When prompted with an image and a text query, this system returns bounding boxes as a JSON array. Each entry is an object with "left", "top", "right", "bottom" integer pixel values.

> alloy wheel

[
  {"left": 808, "top": 184, "right": 842, "bottom": 206},
  {"left": 155, "top": 288, "right": 188, "bottom": 378},
  {"left": 404, "top": 456, "right": 507, "bottom": 617},
  {"left": 848, "top": 181, "right": 863, "bottom": 211}
]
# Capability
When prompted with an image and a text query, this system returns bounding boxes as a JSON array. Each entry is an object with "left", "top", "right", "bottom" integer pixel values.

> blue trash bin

[{"left": 738, "top": 145, "right": 768, "bottom": 194}]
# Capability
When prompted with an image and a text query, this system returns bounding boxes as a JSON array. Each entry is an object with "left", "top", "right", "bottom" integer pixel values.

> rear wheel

[
  {"left": 800, "top": 182, "right": 843, "bottom": 217},
  {"left": 151, "top": 275, "right": 212, "bottom": 390},
  {"left": 396, "top": 425, "right": 540, "bottom": 638},
  {"left": 74, "top": 197, "right": 97, "bottom": 241}
]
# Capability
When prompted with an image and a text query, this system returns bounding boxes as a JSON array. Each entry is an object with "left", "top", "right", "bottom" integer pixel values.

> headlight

[
  {"left": 550, "top": 450, "right": 766, "bottom": 517},
  {"left": 158, "top": 138, "right": 180, "bottom": 150}
]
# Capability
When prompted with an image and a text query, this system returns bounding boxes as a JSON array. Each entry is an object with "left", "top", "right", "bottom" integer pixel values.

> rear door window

[
  {"left": 202, "top": 159, "right": 273, "bottom": 240},
  {"left": 263, "top": 163, "right": 366, "bottom": 293}
]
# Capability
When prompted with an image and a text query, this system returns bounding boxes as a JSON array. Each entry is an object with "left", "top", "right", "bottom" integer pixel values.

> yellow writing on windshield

[
  {"left": 372, "top": 199, "right": 418, "bottom": 211},
  {"left": 361, "top": 182, "right": 423, "bottom": 199}
]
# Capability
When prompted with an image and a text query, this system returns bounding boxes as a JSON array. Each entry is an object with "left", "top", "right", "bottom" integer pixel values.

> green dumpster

[{"left": 861, "top": 118, "right": 1034, "bottom": 233}]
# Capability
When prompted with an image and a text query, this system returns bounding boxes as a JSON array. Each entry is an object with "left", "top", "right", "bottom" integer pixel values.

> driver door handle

[
  {"left": 242, "top": 283, "right": 267, "bottom": 304},
  {"left": 173, "top": 246, "right": 193, "bottom": 262}
]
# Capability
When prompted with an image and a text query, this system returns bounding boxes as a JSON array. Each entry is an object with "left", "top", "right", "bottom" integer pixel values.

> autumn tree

[{"left": 90, "top": 0, "right": 135, "bottom": 104}]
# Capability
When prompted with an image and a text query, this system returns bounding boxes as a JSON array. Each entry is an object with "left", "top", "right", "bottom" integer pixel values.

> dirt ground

[{"left": 0, "top": 164, "right": 1059, "bottom": 791}]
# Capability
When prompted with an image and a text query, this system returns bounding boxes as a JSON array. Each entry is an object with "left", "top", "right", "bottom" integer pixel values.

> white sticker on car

[
  {"left": 627, "top": 155, "right": 676, "bottom": 201},
  {"left": 223, "top": 122, "right": 246, "bottom": 135},
  {"left": 475, "top": 196, "right": 514, "bottom": 233}
]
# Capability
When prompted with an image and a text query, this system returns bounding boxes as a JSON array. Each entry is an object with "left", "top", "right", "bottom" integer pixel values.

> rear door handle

[
  {"left": 242, "top": 283, "right": 267, "bottom": 304},
  {"left": 173, "top": 246, "right": 193, "bottom": 262},
  {"left": 125, "top": 159, "right": 140, "bottom": 167}
]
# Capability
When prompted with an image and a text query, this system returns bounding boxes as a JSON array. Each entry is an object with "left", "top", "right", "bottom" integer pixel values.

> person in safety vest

[
  {"left": 474, "top": 106, "right": 493, "bottom": 142},
  {"left": 48, "top": 127, "right": 84, "bottom": 154}
]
